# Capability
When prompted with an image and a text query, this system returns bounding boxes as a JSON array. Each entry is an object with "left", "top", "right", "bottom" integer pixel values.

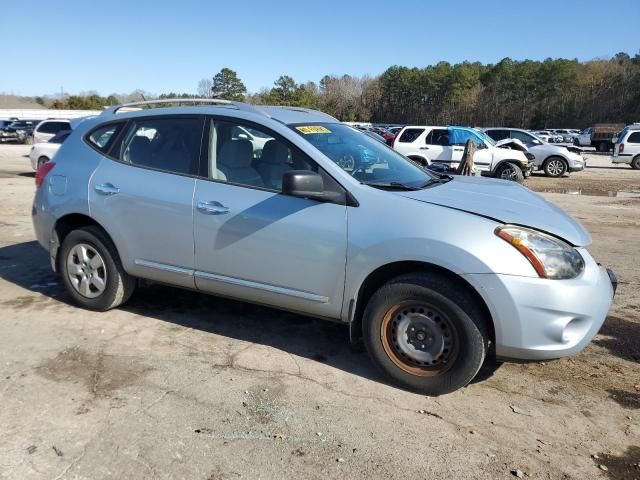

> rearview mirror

[{"left": 282, "top": 171, "right": 325, "bottom": 201}]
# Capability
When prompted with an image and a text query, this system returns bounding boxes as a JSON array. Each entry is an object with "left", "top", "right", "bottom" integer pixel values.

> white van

[{"left": 612, "top": 125, "right": 640, "bottom": 169}]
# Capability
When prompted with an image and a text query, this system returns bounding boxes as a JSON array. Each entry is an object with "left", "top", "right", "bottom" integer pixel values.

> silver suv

[{"left": 32, "top": 99, "right": 616, "bottom": 395}]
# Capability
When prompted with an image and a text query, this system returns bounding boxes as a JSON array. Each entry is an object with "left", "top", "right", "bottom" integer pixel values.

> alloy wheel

[{"left": 66, "top": 243, "right": 107, "bottom": 298}]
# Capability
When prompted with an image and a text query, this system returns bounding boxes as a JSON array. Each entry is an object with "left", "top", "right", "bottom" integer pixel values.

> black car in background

[{"left": 0, "top": 119, "right": 40, "bottom": 143}]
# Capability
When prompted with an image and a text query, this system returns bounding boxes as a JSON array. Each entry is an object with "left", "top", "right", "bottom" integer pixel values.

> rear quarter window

[
  {"left": 627, "top": 132, "right": 640, "bottom": 143},
  {"left": 86, "top": 123, "right": 125, "bottom": 154},
  {"left": 397, "top": 128, "right": 425, "bottom": 143},
  {"left": 486, "top": 129, "right": 510, "bottom": 141},
  {"left": 38, "top": 121, "right": 70, "bottom": 134}
]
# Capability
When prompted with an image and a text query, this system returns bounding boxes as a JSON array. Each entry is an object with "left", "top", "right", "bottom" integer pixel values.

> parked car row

[
  {"left": 392, "top": 125, "right": 534, "bottom": 183},
  {"left": 0, "top": 118, "right": 70, "bottom": 145}
]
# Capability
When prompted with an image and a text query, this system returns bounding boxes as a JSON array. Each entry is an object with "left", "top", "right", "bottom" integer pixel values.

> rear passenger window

[
  {"left": 208, "top": 120, "right": 316, "bottom": 190},
  {"left": 627, "top": 132, "right": 640, "bottom": 143},
  {"left": 87, "top": 123, "right": 124, "bottom": 152},
  {"left": 397, "top": 128, "right": 424, "bottom": 143},
  {"left": 120, "top": 117, "right": 203, "bottom": 176},
  {"left": 425, "top": 129, "right": 449, "bottom": 146},
  {"left": 39, "top": 121, "right": 69, "bottom": 134}
]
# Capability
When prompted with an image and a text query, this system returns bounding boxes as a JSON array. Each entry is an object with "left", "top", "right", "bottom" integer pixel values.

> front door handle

[
  {"left": 453, "top": 148, "right": 464, "bottom": 152},
  {"left": 197, "top": 201, "right": 230, "bottom": 215},
  {"left": 95, "top": 183, "right": 120, "bottom": 196},
  {"left": 419, "top": 146, "right": 430, "bottom": 150}
]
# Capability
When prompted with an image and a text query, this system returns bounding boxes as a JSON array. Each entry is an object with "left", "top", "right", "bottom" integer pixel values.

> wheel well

[
  {"left": 492, "top": 159, "right": 525, "bottom": 173},
  {"left": 52, "top": 214, "right": 109, "bottom": 271},
  {"left": 349, "top": 261, "right": 495, "bottom": 350}
]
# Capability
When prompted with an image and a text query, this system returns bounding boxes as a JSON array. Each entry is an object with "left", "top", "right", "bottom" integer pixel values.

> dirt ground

[{"left": 0, "top": 144, "right": 638, "bottom": 480}]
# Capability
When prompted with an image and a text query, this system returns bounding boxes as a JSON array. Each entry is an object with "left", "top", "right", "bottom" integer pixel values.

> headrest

[
  {"left": 260, "top": 139, "right": 289, "bottom": 164},
  {"left": 218, "top": 139, "right": 253, "bottom": 168}
]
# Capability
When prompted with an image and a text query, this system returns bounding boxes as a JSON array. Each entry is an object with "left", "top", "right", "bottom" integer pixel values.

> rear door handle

[
  {"left": 419, "top": 146, "right": 430, "bottom": 150},
  {"left": 95, "top": 183, "right": 120, "bottom": 196},
  {"left": 197, "top": 201, "right": 230, "bottom": 215}
]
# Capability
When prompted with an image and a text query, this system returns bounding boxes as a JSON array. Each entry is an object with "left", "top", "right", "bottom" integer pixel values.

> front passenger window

[
  {"left": 121, "top": 117, "right": 203, "bottom": 175},
  {"left": 209, "top": 120, "right": 316, "bottom": 190}
]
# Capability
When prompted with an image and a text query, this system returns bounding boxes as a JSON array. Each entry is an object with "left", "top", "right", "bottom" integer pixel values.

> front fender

[{"left": 341, "top": 190, "right": 537, "bottom": 321}]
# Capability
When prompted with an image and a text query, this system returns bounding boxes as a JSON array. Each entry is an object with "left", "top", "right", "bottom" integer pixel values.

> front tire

[
  {"left": 59, "top": 226, "right": 136, "bottom": 311},
  {"left": 543, "top": 157, "right": 568, "bottom": 177},
  {"left": 494, "top": 162, "right": 524, "bottom": 183},
  {"left": 362, "top": 273, "right": 488, "bottom": 395}
]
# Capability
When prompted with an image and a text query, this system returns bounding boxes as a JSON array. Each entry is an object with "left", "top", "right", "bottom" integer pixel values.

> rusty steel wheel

[
  {"left": 362, "top": 272, "right": 488, "bottom": 395},
  {"left": 381, "top": 301, "right": 459, "bottom": 377}
]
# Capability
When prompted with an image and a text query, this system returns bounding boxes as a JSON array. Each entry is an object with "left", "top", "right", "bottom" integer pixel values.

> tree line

[{"left": 44, "top": 52, "right": 640, "bottom": 128}]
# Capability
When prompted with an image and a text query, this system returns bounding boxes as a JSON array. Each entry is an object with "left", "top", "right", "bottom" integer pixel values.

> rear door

[
  {"left": 192, "top": 117, "right": 348, "bottom": 318},
  {"left": 88, "top": 116, "right": 204, "bottom": 288},
  {"left": 423, "top": 128, "right": 451, "bottom": 163}
]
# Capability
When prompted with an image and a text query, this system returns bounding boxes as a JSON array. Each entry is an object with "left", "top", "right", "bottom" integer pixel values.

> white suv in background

[
  {"left": 32, "top": 119, "right": 71, "bottom": 144},
  {"left": 483, "top": 128, "right": 585, "bottom": 177},
  {"left": 393, "top": 125, "right": 531, "bottom": 182},
  {"left": 613, "top": 125, "right": 640, "bottom": 169}
]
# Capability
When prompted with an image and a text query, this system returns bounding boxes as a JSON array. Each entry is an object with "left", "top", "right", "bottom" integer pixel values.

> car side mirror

[
  {"left": 477, "top": 142, "right": 487, "bottom": 150},
  {"left": 532, "top": 139, "right": 542, "bottom": 145},
  {"left": 282, "top": 170, "right": 325, "bottom": 201},
  {"left": 237, "top": 133, "right": 249, "bottom": 140}
]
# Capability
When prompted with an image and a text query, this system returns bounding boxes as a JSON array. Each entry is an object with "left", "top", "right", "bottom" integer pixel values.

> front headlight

[{"left": 495, "top": 225, "right": 585, "bottom": 279}]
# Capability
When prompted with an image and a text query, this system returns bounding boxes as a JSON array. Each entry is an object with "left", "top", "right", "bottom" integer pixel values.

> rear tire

[
  {"left": 362, "top": 273, "right": 488, "bottom": 395},
  {"left": 631, "top": 156, "right": 640, "bottom": 170},
  {"left": 37, "top": 156, "right": 49, "bottom": 169},
  {"left": 494, "top": 162, "right": 524, "bottom": 183},
  {"left": 543, "top": 157, "right": 568, "bottom": 177},
  {"left": 59, "top": 226, "right": 136, "bottom": 311}
]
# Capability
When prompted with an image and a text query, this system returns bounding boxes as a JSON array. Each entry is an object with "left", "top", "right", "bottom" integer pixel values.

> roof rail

[{"left": 101, "top": 98, "right": 266, "bottom": 116}]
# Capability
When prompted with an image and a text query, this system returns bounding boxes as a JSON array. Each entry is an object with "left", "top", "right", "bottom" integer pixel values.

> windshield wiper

[{"left": 362, "top": 181, "right": 424, "bottom": 191}]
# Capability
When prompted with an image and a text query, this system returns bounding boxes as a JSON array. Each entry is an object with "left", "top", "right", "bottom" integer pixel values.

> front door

[
  {"left": 193, "top": 118, "right": 348, "bottom": 318},
  {"left": 88, "top": 116, "right": 204, "bottom": 288}
]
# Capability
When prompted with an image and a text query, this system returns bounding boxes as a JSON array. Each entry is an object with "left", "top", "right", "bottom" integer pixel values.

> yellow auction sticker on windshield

[{"left": 296, "top": 126, "right": 331, "bottom": 134}]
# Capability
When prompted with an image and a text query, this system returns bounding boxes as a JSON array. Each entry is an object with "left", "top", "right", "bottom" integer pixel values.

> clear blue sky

[{"left": 2, "top": 0, "right": 639, "bottom": 96}]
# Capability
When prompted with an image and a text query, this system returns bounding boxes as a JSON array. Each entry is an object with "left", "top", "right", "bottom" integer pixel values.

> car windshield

[{"left": 291, "top": 123, "right": 437, "bottom": 188}]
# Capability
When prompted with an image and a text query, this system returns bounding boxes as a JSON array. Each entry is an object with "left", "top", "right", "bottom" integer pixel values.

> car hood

[
  {"left": 494, "top": 138, "right": 528, "bottom": 152},
  {"left": 396, "top": 176, "right": 591, "bottom": 246}
]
